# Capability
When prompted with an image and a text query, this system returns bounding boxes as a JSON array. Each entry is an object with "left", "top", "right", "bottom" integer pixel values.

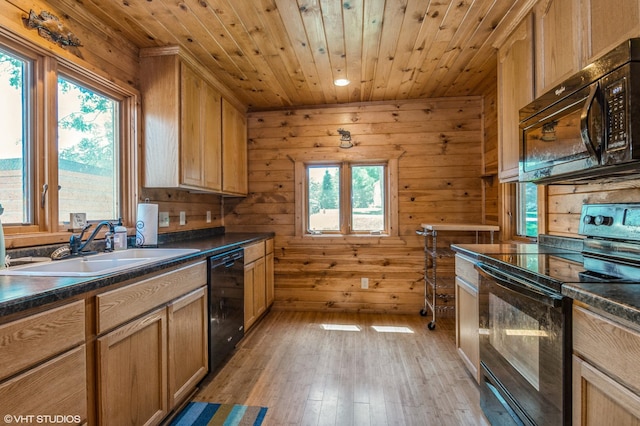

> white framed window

[{"left": 294, "top": 149, "right": 401, "bottom": 238}]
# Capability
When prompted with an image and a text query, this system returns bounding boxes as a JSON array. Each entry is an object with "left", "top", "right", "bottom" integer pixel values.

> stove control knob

[
  {"left": 594, "top": 215, "right": 613, "bottom": 226},
  {"left": 583, "top": 215, "right": 595, "bottom": 225}
]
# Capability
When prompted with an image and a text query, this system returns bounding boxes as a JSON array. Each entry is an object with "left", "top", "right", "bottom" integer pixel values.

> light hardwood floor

[{"left": 194, "top": 311, "right": 490, "bottom": 426}]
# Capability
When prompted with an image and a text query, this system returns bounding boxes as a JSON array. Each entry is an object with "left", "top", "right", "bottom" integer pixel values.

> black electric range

[{"left": 474, "top": 203, "right": 640, "bottom": 426}]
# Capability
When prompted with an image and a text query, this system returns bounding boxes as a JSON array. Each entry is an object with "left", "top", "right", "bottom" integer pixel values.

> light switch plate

[
  {"left": 206, "top": 211, "right": 211, "bottom": 223},
  {"left": 179, "top": 211, "right": 186, "bottom": 226},
  {"left": 159, "top": 212, "right": 170, "bottom": 228}
]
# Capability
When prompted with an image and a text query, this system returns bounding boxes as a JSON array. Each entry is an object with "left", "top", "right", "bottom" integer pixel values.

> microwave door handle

[
  {"left": 580, "top": 82, "right": 601, "bottom": 161},
  {"left": 475, "top": 263, "right": 563, "bottom": 308}
]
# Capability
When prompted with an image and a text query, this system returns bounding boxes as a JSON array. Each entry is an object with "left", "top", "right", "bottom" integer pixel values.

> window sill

[{"left": 285, "top": 234, "right": 407, "bottom": 246}]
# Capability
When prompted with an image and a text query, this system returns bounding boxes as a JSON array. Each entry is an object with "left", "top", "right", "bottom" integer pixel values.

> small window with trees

[
  {"left": 295, "top": 151, "right": 399, "bottom": 238},
  {"left": 57, "top": 75, "right": 120, "bottom": 223},
  {"left": 516, "top": 182, "right": 538, "bottom": 238},
  {"left": 307, "top": 163, "right": 386, "bottom": 234}
]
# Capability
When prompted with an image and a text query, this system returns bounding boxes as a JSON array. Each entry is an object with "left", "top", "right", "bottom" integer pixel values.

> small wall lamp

[{"left": 337, "top": 128, "right": 353, "bottom": 149}]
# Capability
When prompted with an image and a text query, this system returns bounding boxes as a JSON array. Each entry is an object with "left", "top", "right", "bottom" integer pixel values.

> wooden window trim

[
  {"left": 292, "top": 148, "right": 402, "bottom": 240},
  {"left": 0, "top": 32, "right": 138, "bottom": 249}
]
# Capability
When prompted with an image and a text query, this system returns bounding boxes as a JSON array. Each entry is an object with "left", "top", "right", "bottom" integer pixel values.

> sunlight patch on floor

[
  {"left": 320, "top": 324, "right": 361, "bottom": 331},
  {"left": 371, "top": 325, "right": 414, "bottom": 333}
]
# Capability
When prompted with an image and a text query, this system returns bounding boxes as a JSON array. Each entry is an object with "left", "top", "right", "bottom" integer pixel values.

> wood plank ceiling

[{"left": 48, "top": 0, "right": 531, "bottom": 111}]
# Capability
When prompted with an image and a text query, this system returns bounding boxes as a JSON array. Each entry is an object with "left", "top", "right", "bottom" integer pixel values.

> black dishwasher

[{"left": 208, "top": 248, "right": 244, "bottom": 372}]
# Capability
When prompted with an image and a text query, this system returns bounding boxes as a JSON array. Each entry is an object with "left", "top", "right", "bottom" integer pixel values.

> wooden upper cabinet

[
  {"left": 581, "top": 0, "right": 640, "bottom": 65},
  {"left": 222, "top": 98, "right": 248, "bottom": 196},
  {"left": 497, "top": 14, "right": 534, "bottom": 182},
  {"left": 140, "top": 48, "right": 222, "bottom": 193},
  {"left": 534, "top": 0, "right": 582, "bottom": 97}
]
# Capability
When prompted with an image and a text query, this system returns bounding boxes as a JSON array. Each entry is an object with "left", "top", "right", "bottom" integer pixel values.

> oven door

[
  {"left": 476, "top": 263, "right": 570, "bottom": 426},
  {"left": 519, "top": 81, "right": 603, "bottom": 183}
]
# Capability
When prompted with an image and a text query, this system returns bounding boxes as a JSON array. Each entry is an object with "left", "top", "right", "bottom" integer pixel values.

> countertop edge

[{"left": 0, "top": 232, "right": 274, "bottom": 318}]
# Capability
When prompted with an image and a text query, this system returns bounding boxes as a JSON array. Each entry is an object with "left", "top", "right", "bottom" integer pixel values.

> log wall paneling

[
  {"left": 224, "top": 98, "right": 487, "bottom": 314},
  {"left": 547, "top": 181, "right": 640, "bottom": 238}
]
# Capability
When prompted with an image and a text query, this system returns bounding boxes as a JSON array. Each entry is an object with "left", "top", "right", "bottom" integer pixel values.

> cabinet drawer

[
  {"left": 455, "top": 254, "right": 478, "bottom": 287},
  {"left": 0, "top": 300, "right": 85, "bottom": 380},
  {"left": 0, "top": 344, "right": 87, "bottom": 421},
  {"left": 244, "top": 241, "right": 265, "bottom": 264},
  {"left": 265, "top": 238, "right": 274, "bottom": 254},
  {"left": 97, "top": 261, "right": 206, "bottom": 334},
  {"left": 573, "top": 305, "right": 640, "bottom": 394}
]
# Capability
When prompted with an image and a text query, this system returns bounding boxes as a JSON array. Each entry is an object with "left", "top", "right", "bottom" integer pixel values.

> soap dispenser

[{"left": 0, "top": 204, "right": 5, "bottom": 269}]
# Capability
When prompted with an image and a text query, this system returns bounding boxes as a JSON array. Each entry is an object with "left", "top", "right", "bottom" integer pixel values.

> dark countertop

[
  {"left": 562, "top": 283, "right": 640, "bottom": 326},
  {"left": 0, "top": 232, "right": 273, "bottom": 318},
  {"left": 452, "top": 241, "right": 640, "bottom": 327}
]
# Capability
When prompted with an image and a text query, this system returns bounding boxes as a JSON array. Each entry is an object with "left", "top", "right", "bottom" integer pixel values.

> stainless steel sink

[{"left": 0, "top": 248, "right": 199, "bottom": 277}]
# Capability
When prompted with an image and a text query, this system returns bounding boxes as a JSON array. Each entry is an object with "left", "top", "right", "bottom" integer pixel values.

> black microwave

[{"left": 519, "top": 39, "right": 640, "bottom": 183}]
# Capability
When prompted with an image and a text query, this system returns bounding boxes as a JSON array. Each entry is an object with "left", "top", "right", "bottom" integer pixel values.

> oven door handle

[{"left": 475, "top": 263, "right": 563, "bottom": 308}]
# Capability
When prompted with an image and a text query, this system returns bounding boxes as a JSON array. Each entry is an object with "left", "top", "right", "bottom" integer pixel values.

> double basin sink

[{"left": 0, "top": 248, "right": 199, "bottom": 277}]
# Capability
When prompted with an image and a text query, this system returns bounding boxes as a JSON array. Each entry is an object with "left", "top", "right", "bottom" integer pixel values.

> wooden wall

[
  {"left": 224, "top": 98, "right": 489, "bottom": 314},
  {"left": 547, "top": 181, "right": 640, "bottom": 237},
  {"left": 478, "top": 63, "right": 501, "bottom": 227}
]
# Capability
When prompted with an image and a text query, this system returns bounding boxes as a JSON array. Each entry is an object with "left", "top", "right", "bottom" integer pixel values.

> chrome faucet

[{"left": 69, "top": 220, "right": 116, "bottom": 256}]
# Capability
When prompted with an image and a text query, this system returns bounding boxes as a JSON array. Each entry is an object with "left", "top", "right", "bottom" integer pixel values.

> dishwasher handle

[
  {"left": 475, "top": 262, "right": 563, "bottom": 308},
  {"left": 210, "top": 249, "right": 244, "bottom": 269}
]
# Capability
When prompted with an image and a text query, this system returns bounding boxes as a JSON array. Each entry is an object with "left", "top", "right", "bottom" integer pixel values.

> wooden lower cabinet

[
  {"left": 97, "top": 307, "right": 168, "bottom": 426},
  {"left": 0, "top": 299, "right": 87, "bottom": 424},
  {"left": 95, "top": 262, "right": 208, "bottom": 425},
  {"left": 244, "top": 239, "right": 275, "bottom": 332},
  {"left": 244, "top": 256, "right": 265, "bottom": 331},
  {"left": 0, "top": 344, "right": 87, "bottom": 423},
  {"left": 266, "top": 250, "right": 274, "bottom": 307},
  {"left": 573, "top": 355, "right": 640, "bottom": 425},
  {"left": 573, "top": 304, "right": 640, "bottom": 425},
  {"left": 168, "top": 287, "right": 208, "bottom": 407},
  {"left": 454, "top": 253, "right": 480, "bottom": 383}
]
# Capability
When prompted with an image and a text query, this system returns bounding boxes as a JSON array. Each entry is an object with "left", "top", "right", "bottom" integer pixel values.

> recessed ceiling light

[{"left": 334, "top": 78, "right": 350, "bottom": 86}]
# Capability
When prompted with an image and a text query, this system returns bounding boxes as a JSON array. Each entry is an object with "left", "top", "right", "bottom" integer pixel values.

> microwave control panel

[{"left": 605, "top": 76, "right": 628, "bottom": 150}]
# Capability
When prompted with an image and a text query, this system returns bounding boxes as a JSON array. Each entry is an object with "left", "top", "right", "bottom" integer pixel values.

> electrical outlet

[
  {"left": 159, "top": 212, "right": 170, "bottom": 228},
  {"left": 179, "top": 211, "right": 186, "bottom": 226},
  {"left": 206, "top": 210, "right": 211, "bottom": 223},
  {"left": 361, "top": 277, "right": 369, "bottom": 289}
]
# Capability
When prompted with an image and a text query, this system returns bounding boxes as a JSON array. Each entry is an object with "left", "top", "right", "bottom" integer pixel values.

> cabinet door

[
  {"left": 534, "top": 0, "right": 581, "bottom": 96},
  {"left": 222, "top": 98, "right": 248, "bottom": 195},
  {"left": 0, "top": 345, "right": 87, "bottom": 423},
  {"left": 266, "top": 251, "right": 274, "bottom": 307},
  {"left": 573, "top": 355, "right": 640, "bottom": 425},
  {"left": 180, "top": 64, "right": 204, "bottom": 188},
  {"left": 202, "top": 81, "right": 222, "bottom": 191},
  {"left": 253, "top": 257, "right": 266, "bottom": 319},
  {"left": 244, "top": 262, "right": 256, "bottom": 330},
  {"left": 581, "top": 0, "right": 640, "bottom": 64},
  {"left": 455, "top": 277, "right": 479, "bottom": 384},
  {"left": 498, "top": 14, "right": 534, "bottom": 182},
  {"left": 168, "top": 287, "right": 208, "bottom": 408},
  {"left": 97, "top": 308, "right": 168, "bottom": 426}
]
